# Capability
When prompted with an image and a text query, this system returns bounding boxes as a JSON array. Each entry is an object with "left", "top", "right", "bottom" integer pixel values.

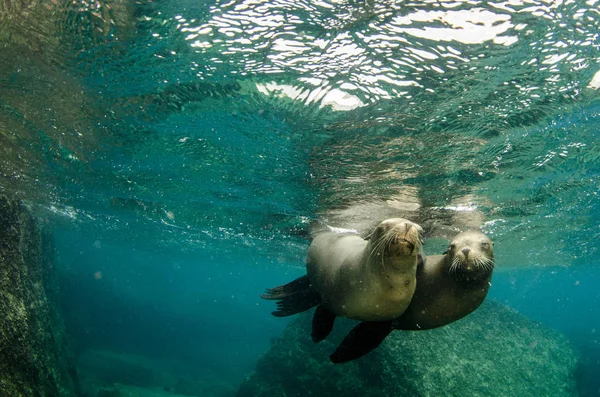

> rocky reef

[
  {"left": 0, "top": 196, "right": 80, "bottom": 396},
  {"left": 238, "top": 300, "right": 579, "bottom": 397}
]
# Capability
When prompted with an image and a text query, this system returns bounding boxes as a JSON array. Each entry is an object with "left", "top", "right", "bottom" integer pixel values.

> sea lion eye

[
  {"left": 481, "top": 242, "right": 490, "bottom": 249},
  {"left": 448, "top": 244, "right": 455, "bottom": 251}
]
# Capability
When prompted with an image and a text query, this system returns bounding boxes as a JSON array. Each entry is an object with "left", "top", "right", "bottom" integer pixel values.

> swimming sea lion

[
  {"left": 261, "top": 218, "right": 423, "bottom": 340},
  {"left": 330, "top": 230, "right": 495, "bottom": 363}
]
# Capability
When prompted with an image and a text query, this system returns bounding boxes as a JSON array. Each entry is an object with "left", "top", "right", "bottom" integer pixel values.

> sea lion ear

[
  {"left": 443, "top": 243, "right": 456, "bottom": 255},
  {"left": 417, "top": 253, "right": 425, "bottom": 269}
]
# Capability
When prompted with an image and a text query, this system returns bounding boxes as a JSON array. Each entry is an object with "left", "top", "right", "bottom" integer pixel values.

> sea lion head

[
  {"left": 366, "top": 218, "right": 424, "bottom": 270},
  {"left": 445, "top": 230, "right": 494, "bottom": 280}
]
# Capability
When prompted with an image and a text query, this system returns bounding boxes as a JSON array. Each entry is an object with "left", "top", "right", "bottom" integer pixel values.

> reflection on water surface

[{"left": 1, "top": 0, "right": 599, "bottom": 266}]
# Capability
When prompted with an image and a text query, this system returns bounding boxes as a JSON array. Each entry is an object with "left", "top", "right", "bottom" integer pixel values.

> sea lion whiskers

[
  {"left": 486, "top": 257, "right": 496, "bottom": 271},
  {"left": 468, "top": 252, "right": 494, "bottom": 269},
  {"left": 367, "top": 229, "right": 394, "bottom": 270},
  {"left": 476, "top": 256, "right": 495, "bottom": 271},
  {"left": 367, "top": 227, "right": 393, "bottom": 258},
  {"left": 449, "top": 253, "right": 494, "bottom": 273},
  {"left": 449, "top": 256, "right": 461, "bottom": 273}
]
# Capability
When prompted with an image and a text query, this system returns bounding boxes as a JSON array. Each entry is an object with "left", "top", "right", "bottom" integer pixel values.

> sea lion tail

[{"left": 260, "top": 275, "right": 321, "bottom": 317}]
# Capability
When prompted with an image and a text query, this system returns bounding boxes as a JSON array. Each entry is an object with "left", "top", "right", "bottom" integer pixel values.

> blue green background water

[{"left": 1, "top": 0, "right": 600, "bottom": 395}]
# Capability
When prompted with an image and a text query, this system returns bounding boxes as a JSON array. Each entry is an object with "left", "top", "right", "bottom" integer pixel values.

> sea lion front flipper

[
  {"left": 311, "top": 305, "right": 336, "bottom": 343},
  {"left": 329, "top": 321, "right": 393, "bottom": 364}
]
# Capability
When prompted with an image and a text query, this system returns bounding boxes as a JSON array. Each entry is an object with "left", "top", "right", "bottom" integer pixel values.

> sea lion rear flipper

[
  {"left": 329, "top": 321, "right": 393, "bottom": 364},
  {"left": 260, "top": 275, "right": 321, "bottom": 317},
  {"left": 311, "top": 305, "right": 336, "bottom": 343},
  {"left": 260, "top": 275, "right": 311, "bottom": 300}
]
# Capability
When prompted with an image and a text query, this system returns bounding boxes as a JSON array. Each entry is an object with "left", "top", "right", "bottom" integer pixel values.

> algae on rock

[
  {"left": 238, "top": 300, "right": 579, "bottom": 397},
  {"left": 0, "top": 196, "right": 80, "bottom": 396}
]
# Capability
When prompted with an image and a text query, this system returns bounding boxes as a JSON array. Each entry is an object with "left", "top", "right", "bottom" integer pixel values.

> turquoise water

[{"left": 1, "top": 0, "right": 600, "bottom": 395}]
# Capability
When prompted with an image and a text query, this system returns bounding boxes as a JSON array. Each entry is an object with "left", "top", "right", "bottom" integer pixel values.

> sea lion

[
  {"left": 261, "top": 218, "right": 423, "bottom": 339},
  {"left": 330, "top": 230, "right": 495, "bottom": 363}
]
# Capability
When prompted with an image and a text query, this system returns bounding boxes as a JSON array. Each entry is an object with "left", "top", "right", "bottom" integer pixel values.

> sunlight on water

[
  {"left": 168, "top": 0, "right": 600, "bottom": 114},
  {"left": 1, "top": 0, "right": 599, "bottom": 266}
]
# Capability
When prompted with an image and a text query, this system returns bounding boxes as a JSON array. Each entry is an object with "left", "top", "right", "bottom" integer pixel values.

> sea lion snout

[
  {"left": 392, "top": 224, "right": 422, "bottom": 254},
  {"left": 371, "top": 219, "right": 422, "bottom": 253},
  {"left": 395, "top": 223, "right": 422, "bottom": 245},
  {"left": 393, "top": 238, "right": 415, "bottom": 255}
]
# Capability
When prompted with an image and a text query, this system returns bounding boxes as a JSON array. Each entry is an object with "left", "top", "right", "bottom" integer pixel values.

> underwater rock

[
  {"left": 238, "top": 300, "right": 579, "bottom": 397},
  {"left": 0, "top": 196, "right": 80, "bottom": 396}
]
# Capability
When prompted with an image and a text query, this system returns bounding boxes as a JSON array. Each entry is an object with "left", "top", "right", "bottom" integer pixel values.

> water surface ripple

[{"left": 1, "top": 0, "right": 599, "bottom": 267}]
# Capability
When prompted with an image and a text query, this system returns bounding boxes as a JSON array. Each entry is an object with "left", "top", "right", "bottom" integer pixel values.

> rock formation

[
  {"left": 239, "top": 300, "right": 579, "bottom": 397},
  {"left": 0, "top": 196, "right": 80, "bottom": 396}
]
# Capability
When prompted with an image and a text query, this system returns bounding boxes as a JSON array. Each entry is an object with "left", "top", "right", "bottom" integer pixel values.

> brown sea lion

[
  {"left": 330, "top": 230, "right": 495, "bottom": 363},
  {"left": 261, "top": 218, "right": 423, "bottom": 339}
]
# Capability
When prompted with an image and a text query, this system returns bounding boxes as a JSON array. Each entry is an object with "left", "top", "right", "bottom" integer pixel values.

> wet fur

[
  {"left": 261, "top": 218, "right": 423, "bottom": 322},
  {"left": 306, "top": 218, "right": 423, "bottom": 321}
]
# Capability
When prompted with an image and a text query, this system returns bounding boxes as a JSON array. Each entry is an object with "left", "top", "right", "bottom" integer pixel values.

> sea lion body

[
  {"left": 330, "top": 230, "right": 495, "bottom": 363},
  {"left": 261, "top": 218, "right": 423, "bottom": 325},
  {"left": 307, "top": 218, "right": 422, "bottom": 321}
]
